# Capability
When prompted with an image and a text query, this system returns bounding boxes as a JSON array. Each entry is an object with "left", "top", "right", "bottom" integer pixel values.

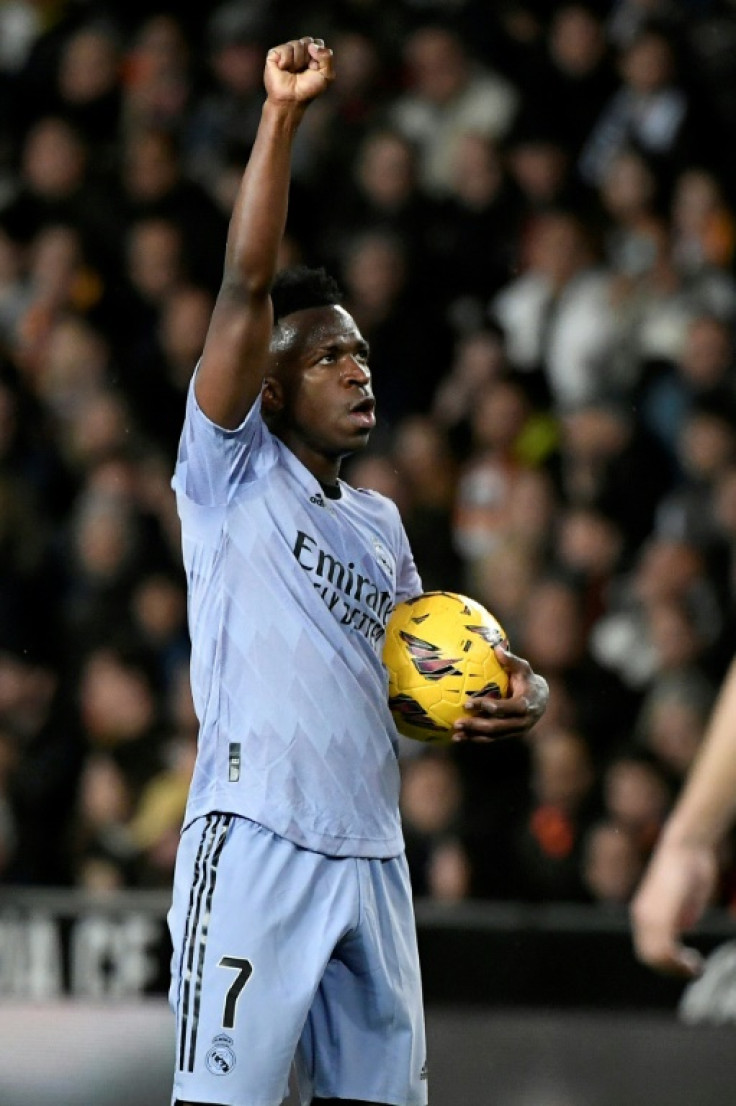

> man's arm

[
  {"left": 195, "top": 37, "right": 334, "bottom": 429},
  {"left": 631, "top": 658, "right": 736, "bottom": 978}
]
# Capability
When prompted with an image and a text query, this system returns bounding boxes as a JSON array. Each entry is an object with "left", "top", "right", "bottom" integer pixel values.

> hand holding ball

[{"left": 383, "top": 591, "right": 510, "bottom": 743}]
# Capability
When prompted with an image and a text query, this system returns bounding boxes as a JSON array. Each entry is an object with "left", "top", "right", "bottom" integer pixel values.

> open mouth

[{"left": 348, "top": 397, "right": 376, "bottom": 428}]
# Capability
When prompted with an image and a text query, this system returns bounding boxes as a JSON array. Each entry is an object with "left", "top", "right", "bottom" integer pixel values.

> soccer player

[
  {"left": 631, "top": 657, "right": 736, "bottom": 978},
  {"left": 167, "top": 35, "right": 549, "bottom": 1106}
]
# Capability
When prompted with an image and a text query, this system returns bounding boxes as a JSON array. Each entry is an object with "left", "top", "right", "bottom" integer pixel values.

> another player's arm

[
  {"left": 452, "top": 645, "right": 549, "bottom": 743},
  {"left": 195, "top": 37, "right": 334, "bottom": 429},
  {"left": 631, "top": 658, "right": 736, "bottom": 978}
]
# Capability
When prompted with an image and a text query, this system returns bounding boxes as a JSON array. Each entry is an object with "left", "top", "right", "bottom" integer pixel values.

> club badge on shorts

[{"left": 206, "top": 1033, "right": 237, "bottom": 1075}]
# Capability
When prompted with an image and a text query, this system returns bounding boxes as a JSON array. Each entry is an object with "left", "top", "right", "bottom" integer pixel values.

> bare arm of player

[
  {"left": 631, "top": 658, "right": 736, "bottom": 978},
  {"left": 194, "top": 37, "right": 335, "bottom": 429},
  {"left": 451, "top": 645, "right": 549, "bottom": 743}
]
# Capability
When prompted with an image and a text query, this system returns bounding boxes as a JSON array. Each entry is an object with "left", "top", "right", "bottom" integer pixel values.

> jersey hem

[{"left": 181, "top": 800, "right": 405, "bottom": 860}]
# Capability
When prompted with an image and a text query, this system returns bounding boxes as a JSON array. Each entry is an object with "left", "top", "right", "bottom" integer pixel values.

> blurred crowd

[{"left": 1, "top": 0, "right": 736, "bottom": 912}]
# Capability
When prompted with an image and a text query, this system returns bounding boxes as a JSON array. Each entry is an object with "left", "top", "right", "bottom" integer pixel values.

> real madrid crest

[
  {"left": 372, "top": 535, "right": 394, "bottom": 578},
  {"left": 206, "top": 1033, "right": 237, "bottom": 1075}
]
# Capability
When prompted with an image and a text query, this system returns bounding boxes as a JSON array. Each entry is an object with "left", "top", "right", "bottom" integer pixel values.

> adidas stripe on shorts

[{"left": 167, "top": 813, "right": 428, "bottom": 1106}]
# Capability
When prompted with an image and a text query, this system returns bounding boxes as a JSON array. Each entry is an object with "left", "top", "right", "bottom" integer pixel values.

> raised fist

[{"left": 264, "top": 37, "right": 334, "bottom": 105}]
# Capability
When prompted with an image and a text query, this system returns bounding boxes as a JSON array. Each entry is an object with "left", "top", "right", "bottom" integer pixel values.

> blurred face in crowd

[
  {"left": 343, "top": 232, "right": 407, "bottom": 313},
  {"left": 633, "top": 537, "right": 703, "bottom": 604},
  {"left": 403, "top": 27, "right": 469, "bottom": 104},
  {"left": 346, "top": 454, "right": 405, "bottom": 506},
  {"left": 526, "top": 212, "right": 591, "bottom": 285},
  {"left": 531, "top": 728, "right": 594, "bottom": 810},
  {"left": 331, "top": 30, "right": 379, "bottom": 97},
  {"left": 400, "top": 752, "right": 462, "bottom": 835},
  {"left": 123, "top": 129, "right": 180, "bottom": 199},
  {"left": 453, "top": 329, "right": 506, "bottom": 388},
  {"left": 126, "top": 217, "right": 184, "bottom": 303},
  {"left": 520, "top": 579, "right": 586, "bottom": 673},
  {"left": 28, "top": 223, "right": 82, "bottom": 294},
  {"left": 508, "top": 469, "right": 558, "bottom": 549},
  {"left": 22, "top": 117, "right": 87, "bottom": 197},
  {"left": 620, "top": 32, "right": 674, "bottom": 94},
  {"left": 604, "top": 758, "right": 670, "bottom": 831},
  {"left": 210, "top": 36, "right": 263, "bottom": 96},
  {"left": 599, "top": 149, "right": 656, "bottom": 221},
  {"left": 450, "top": 133, "right": 504, "bottom": 209},
  {"left": 508, "top": 140, "right": 568, "bottom": 206},
  {"left": 646, "top": 599, "right": 704, "bottom": 673},
  {"left": 672, "top": 169, "right": 726, "bottom": 234},
  {"left": 470, "top": 379, "right": 529, "bottom": 453},
  {"left": 36, "top": 314, "right": 109, "bottom": 413},
  {"left": 73, "top": 494, "right": 138, "bottom": 582},
  {"left": 556, "top": 507, "right": 623, "bottom": 578},
  {"left": 678, "top": 410, "right": 736, "bottom": 481},
  {"left": 562, "top": 403, "right": 631, "bottom": 461},
  {"left": 549, "top": 4, "right": 606, "bottom": 77},
  {"left": 132, "top": 574, "right": 187, "bottom": 646},
  {"left": 59, "top": 26, "right": 120, "bottom": 104},
  {"left": 357, "top": 131, "right": 417, "bottom": 210},
  {"left": 158, "top": 284, "right": 214, "bottom": 384},
  {"left": 642, "top": 694, "right": 707, "bottom": 777},
  {"left": 679, "top": 315, "right": 733, "bottom": 388},
  {"left": 392, "top": 414, "right": 455, "bottom": 501},
  {"left": 471, "top": 539, "right": 540, "bottom": 633},
  {"left": 583, "top": 822, "right": 643, "bottom": 904},
  {"left": 79, "top": 649, "right": 157, "bottom": 744}
]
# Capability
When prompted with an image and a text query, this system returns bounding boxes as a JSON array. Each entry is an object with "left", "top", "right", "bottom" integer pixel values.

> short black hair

[{"left": 270, "top": 265, "right": 343, "bottom": 323}]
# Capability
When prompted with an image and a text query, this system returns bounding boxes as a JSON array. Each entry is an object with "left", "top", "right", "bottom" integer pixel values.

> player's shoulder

[
  {"left": 349, "top": 483, "right": 398, "bottom": 508},
  {"left": 344, "top": 482, "right": 405, "bottom": 528}
]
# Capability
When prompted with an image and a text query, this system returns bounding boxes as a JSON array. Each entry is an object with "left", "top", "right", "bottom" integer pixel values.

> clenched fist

[{"left": 265, "top": 37, "right": 334, "bottom": 106}]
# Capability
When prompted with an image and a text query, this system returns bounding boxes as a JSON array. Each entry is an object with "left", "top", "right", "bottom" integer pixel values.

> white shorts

[{"left": 167, "top": 813, "right": 428, "bottom": 1106}]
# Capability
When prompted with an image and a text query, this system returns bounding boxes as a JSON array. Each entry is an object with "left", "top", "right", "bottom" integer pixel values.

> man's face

[{"left": 265, "top": 305, "right": 375, "bottom": 460}]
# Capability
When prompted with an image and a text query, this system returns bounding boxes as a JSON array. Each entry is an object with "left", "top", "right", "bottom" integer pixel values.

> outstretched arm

[
  {"left": 195, "top": 37, "right": 334, "bottom": 429},
  {"left": 631, "top": 658, "right": 736, "bottom": 978}
]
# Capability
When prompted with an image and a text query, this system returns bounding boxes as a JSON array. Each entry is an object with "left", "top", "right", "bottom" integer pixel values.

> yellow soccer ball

[{"left": 383, "top": 590, "right": 510, "bottom": 744}]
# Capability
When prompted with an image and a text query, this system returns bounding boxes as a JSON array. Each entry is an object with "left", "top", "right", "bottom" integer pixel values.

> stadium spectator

[
  {"left": 400, "top": 750, "right": 470, "bottom": 899},
  {"left": 115, "top": 125, "right": 228, "bottom": 294},
  {"left": 637, "top": 313, "right": 736, "bottom": 463},
  {"left": 601, "top": 749, "right": 673, "bottom": 861},
  {"left": 389, "top": 24, "right": 519, "bottom": 197},
  {"left": 509, "top": 726, "right": 598, "bottom": 902},
  {"left": 339, "top": 227, "right": 453, "bottom": 424},
  {"left": 432, "top": 131, "right": 522, "bottom": 320},
  {"left": 321, "top": 126, "right": 442, "bottom": 294},
  {"left": 52, "top": 22, "right": 124, "bottom": 171},
  {"left": 518, "top": 2, "right": 617, "bottom": 160},
  {"left": 578, "top": 25, "right": 704, "bottom": 191},
  {"left": 515, "top": 574, "right": 639, "bottom": 760},
  {"left": 582, "top": 819, "right": 645, "bottom": 906},
  {"left": 635, "top": 674, "right": 715, "bottom": 787},
  {"left": 490, "top": 209, "right": 617, "bottom": 411}
]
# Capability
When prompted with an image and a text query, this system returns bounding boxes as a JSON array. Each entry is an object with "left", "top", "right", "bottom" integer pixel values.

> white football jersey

[{"left": 172, "top": 378, "right": 422, "bottom": 858}]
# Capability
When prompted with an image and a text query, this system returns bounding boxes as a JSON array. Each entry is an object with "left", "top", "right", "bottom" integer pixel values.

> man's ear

[{"left": 261, "top": 376, "right": 284, "bottom": 417}]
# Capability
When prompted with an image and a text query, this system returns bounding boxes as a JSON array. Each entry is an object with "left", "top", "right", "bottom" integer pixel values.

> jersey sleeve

[{"left": 172, "top": 369, "right": 276, "bottom": 507}]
